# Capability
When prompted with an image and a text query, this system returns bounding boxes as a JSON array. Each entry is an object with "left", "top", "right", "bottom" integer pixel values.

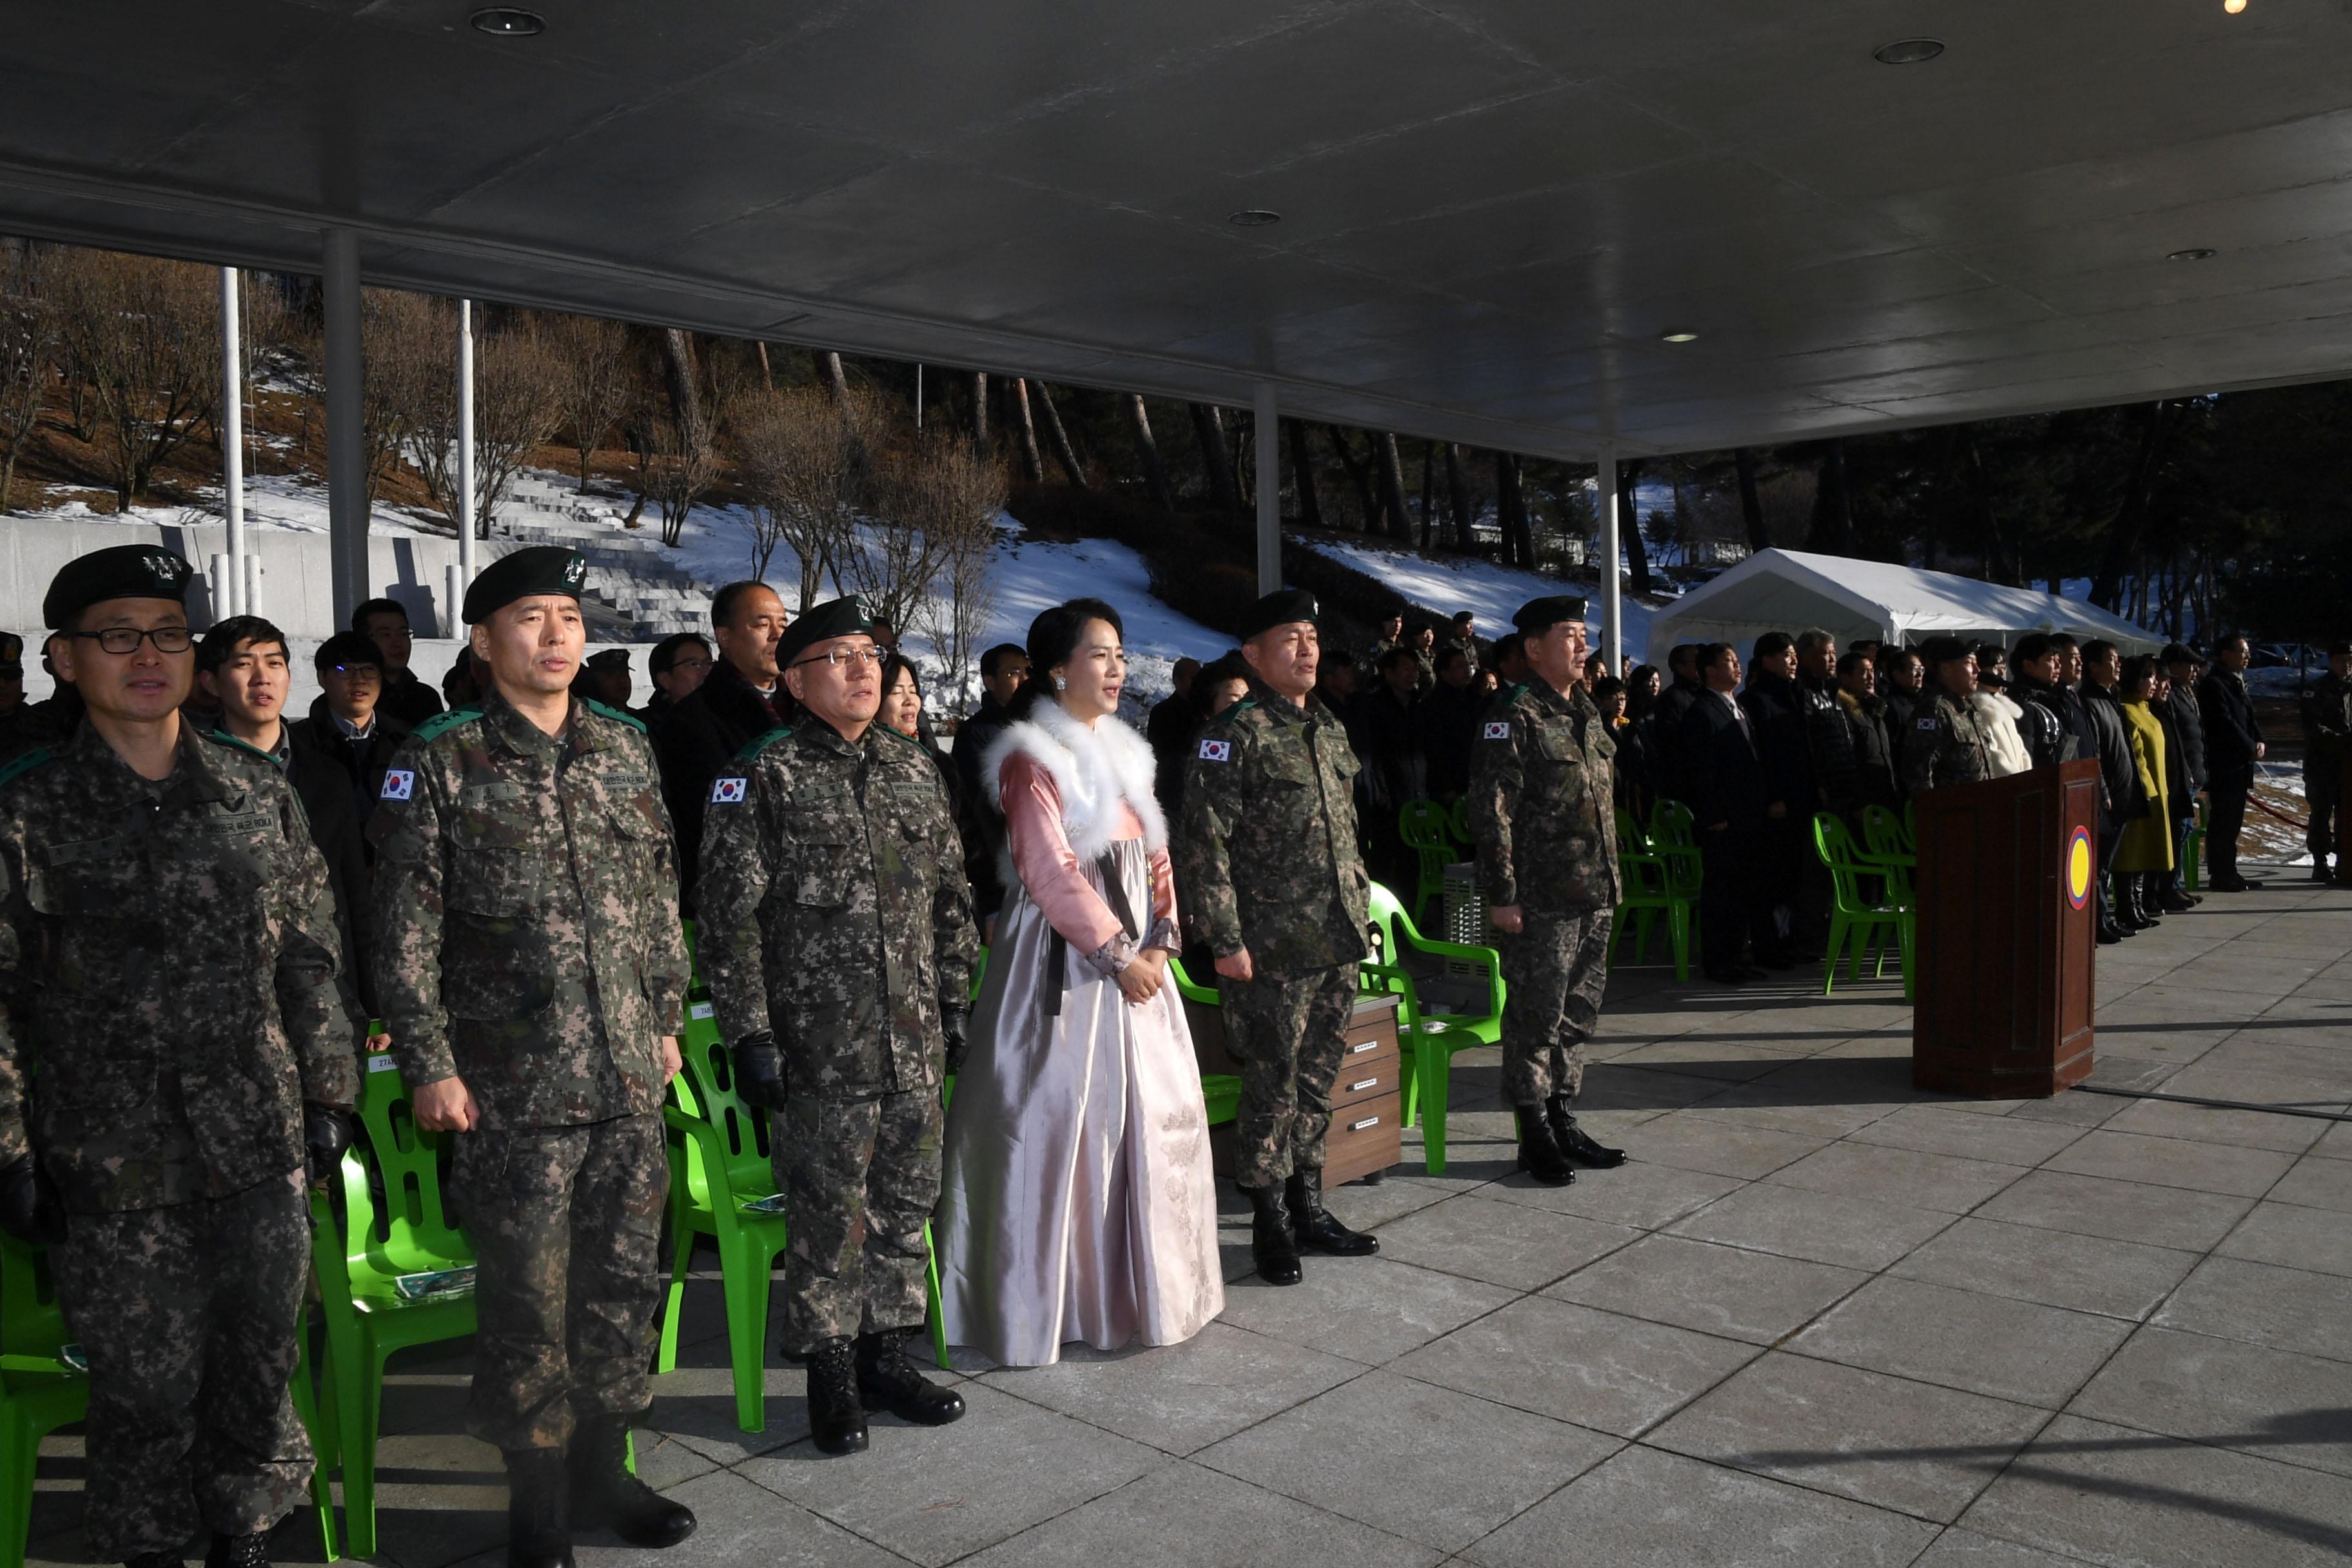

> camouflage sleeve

[
  {"left": 929, "top": 776, "right": 979, "bottom": 1012},
  {"left": 1468, "top": 707, "right": 1524, "bottom": 906},
  {"left": 368, "top": 741, "right": 460, "bottom": 1089},
  {"left": 695, "top": 756, "right": 776, "bottom": 1046},
  {"left": 270, "top": 774, "right": 359, "bottom": 1110},
  {"left": 1176, "top": 727, "right": 1245, "bottom": 959},
  {"left": 1898, "top": 709, "right": 1943, "bottom": 796},
  {"left": 636, "top": 732, "right": 692, "bottom": 1034},
  {"left": 0, "top": 822, "right": 31, "bottom": 1166}
]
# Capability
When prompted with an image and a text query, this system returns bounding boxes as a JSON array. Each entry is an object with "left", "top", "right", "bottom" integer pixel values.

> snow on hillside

[
  {"left": 5, "top": 470, "right": 458, "bottom": 538},
  {"left": 1308, "top": 537, "right": 1664, "bottom": 665}
]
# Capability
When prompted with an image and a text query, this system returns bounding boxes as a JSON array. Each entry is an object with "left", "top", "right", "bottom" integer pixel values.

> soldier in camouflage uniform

[
  {"left": 1900, "top": 636, "right": 2001, "bottom": 796},
  {"left": 1469, "top": 597, "right": 1629, "bottom": 1188},
  {"left": 1179, "top": 589, "right": 1378, "bottom": 1287},
  {"left": 0, "top": 547, "right": 357, "bottom": 1568},
  {"left": 368, "top": 548, "right": 696, "bottom": 1568},
  {"left": 696, "top": 596, "right": 976, "bottom": 1456}
]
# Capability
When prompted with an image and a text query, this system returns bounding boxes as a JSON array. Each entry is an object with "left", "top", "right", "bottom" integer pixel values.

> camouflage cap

[
  {"left": 1240, "top": 588, "right": 1319, "bottom": 640},
  {"left": 776, "top": 596, "right": 871, "bottom": 669},
  {"left": 1511, "top": 595, "right": 1589, "bottom": 635},
  {"left": 43, "top": 545, "right": 194, "bottom": 629},
  {"left": 462, "top": 546, "right": 588, "bottom": 623}
]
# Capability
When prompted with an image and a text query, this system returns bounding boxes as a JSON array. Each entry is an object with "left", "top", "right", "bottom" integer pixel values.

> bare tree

[
  {"left": 1286, "top": 420, "right": 1323, "bottom": 530},
  {"left": 1034, "top": 380, "right": 1087, "bottom": 487},
  {"left": 1189, "top": 403, "right": 1239, "bottom": 509},
  {"left": 1376, "top": 432, "right": 1411, "bottom": 542},
  {"left": 1126, "top": 394, "right": 1171, "bottom": 511},
  {"left": 1008, "top": 377, "right": 1044, "bottom": 483},
  {"left": 628, "top": 329, "right": 732, "bottom": 547},
  {"left": 52, "top": 250, "right": 219, "bottom": 511},
  {"left": 874, "top": 432, "right": 1006, "bottom": 694},
  {"left": 545, "top": 312, "right": 635, "bottom": 491},
  {"left": 390, "top": 303, "right": 564, "bottom": 536},
  {"left": 0, "top": 245, "right": 58, "bottom": 512},
  {"left": 733, "top": 383, "right": 883, "bottom": 607}
]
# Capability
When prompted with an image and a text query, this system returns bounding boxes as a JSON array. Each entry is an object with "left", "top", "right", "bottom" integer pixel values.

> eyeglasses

[
  {"left": 792, "top": 645, "right": 887, "bottom": 671},
  {"left": 72, "top": 626, "right": 193, "bottom": 655},
  {"left": 328, "top": 664, "right": 382, "bottom": 678}
]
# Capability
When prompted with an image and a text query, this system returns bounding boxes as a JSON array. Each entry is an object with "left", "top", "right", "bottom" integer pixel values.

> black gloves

[
  {"left": 304, "top": 1104, "right": 355, "bottom": 1188},
  {"left": 732, "top": 1029, "right": 790, "bottom": 1111},
  {"left": 941, "top": 1003, "right": 970, "bottom": 1077},
  {"left": 0, "top": 1152, "right": 65, "bottom": 1244}
]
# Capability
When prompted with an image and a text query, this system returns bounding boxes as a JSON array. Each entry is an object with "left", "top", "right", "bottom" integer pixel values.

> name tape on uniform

[
  {"left": 710, "top": 776, "right": 748, "bottom": 804},
  {"left": 1483, "top": 721, "right": 1511, "bottom": 740},
  {"left": 380, "top": 769, "right": 415, "bottom": 801},
  {"left": 1197, "top": 739, "right": 1231, "bottom": 763}
]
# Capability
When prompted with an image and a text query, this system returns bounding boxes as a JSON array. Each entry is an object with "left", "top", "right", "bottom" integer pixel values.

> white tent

[{"left": 1643, "top": 549, "right": 2166, "bottom": 660}]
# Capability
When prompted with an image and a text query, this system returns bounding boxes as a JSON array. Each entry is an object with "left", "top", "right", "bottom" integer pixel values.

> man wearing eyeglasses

[
  {"left": 368, "top": 546, "right": 696, "bottom": 1565},
  {"left": 353, "top": 597, "right": 446, "bottom": 730},
  {"left": 697, "top": 595, "right": 977, "bottom": 1458},
  {"left": 0, "top": 545, "right": 358, "bottom": 1568},
  {"left": 293, "top": 631, "right": 411, "bottom": 832}
]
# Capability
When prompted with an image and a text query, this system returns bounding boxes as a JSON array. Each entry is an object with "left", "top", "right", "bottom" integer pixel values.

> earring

[{"left": 1054, "top": 676, "right": 1069, "bottom": 692}]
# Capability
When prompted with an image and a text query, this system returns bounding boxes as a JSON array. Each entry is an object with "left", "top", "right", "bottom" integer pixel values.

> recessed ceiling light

[
  {"left": 1660, "top": 331, "right": 1699, "bottom": 344},
  {"left": 1872, "top": 38, "right": 1945, "bottom": 64},
  {"left": 470, "top": 8, "right": 546, "bottom": 36},
  {"left": 1228, "top": 210, "right": 1282, "bottom": 228},
  {"left": 2166, "top": 248, "right": 2217, "bottom": 262},
  {"left": 2224, "top": 0, "right": 2248, "bottom": 13}
]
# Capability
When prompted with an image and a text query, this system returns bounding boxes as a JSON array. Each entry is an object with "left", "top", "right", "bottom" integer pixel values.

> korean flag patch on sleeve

[
  {"left": 1197, "top": 739, "right": 1231, "bottom": 763},
  {"left": 1483, "top": 721, "right": 1511, "bottom": 740},
  {"left": 710, "top": 776, "right": 749, "bottom": 805},
  {"left": 1917, "top": 717, "right": 1939, "bottom": 731},
  {"left": 380, "top": 769, "right": 415, "bottom": 801}
]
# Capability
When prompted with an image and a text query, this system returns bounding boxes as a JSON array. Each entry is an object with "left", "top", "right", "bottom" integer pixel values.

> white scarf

[{"left": 981, "top": 697, "right": 1167, "bottom": 861}]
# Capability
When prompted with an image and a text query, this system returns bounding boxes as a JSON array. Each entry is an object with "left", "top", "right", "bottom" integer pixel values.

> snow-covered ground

[
  {"left": 1308, "top": 537, "right": 1665, "bottom": 667},
  {"left": 6, "top": 469, "right": 460, "bottom": 539}
]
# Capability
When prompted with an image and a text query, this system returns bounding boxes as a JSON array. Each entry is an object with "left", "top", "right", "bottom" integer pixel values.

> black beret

[
  {"left": 1240, "top": 589, "right": 1320, "bottom": 640},
  {"left": 0, "top": 633, "right": 20, "bottom": 665},
  {"left": 44, "top": 545, "right": 193, "bottom": 629},
  {"left": 1512, "top": 595, "right": 1588, "bottom": 635},
  {"left": 775, "top": 595, "right": 875, "bottom": 669},
  {"left": 462, "top": 546, "right": 587, "bottom": 623},
  {"left": 2329, "top": 640, "right": 2352, "bottom": 659},
  {"left": 315, "top": 631, "right": 382, "bottom": 672},
  {"left": 585, "top": 647, "right": 631, "bottom": 671}
]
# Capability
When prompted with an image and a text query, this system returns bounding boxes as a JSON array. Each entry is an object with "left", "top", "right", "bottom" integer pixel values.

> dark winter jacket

[
  {"left": 1647, "top": 678, "right": 1703, "bottom": 805},
  {"left": 2300, "top": 672, "right": 2352, "bottom": 779},
  {"left": 2081, "top": 682, "right": 2146, "bottom": 821},
  {"left": 1797, "top": 670, "right": 1859, "bottom": 812},
  {"left": 2012, "top": 674, "right": 2077, "bottom": 771},
  {"left": 267, "top": 725, "right": 377, "bottom": 1021},
  {"left": 955, "top": 692, "right": 1019, "bottom": 923},
  {"left": 1738, "top": 672, "right": 1814, "bottom": 812},
  {"left": 2164, "top": 682, "right": 2208, "bottom": 792},
  {"left": 289, "top": 698, "right": 411, "bottom": 834},
  {"left": 1837, "top": 690, "right": 1899, "bottom": 810},
  {"left": 2195, "top": 669, "right": 2263, "bottom": 783},
  {"left": 376, "top": 667, "right": 446, "bottom": 731},
  {"left": 654, "top": 658, "right": 793, "bottom": 906},
  {"left": 1416, "top": 680, "right": 1484, "bottom": 799},
  {"left": 1681, "top": 688, "right": 1769, "bottom": 832}
]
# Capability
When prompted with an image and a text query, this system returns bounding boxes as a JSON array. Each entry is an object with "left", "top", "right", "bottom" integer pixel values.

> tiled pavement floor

[{"left": 25, "top": 860, "right": 2352, "bottom": 1567}]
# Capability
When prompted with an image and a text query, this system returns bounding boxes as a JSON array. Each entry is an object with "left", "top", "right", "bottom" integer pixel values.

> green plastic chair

[
  {"left": 1366, "top": 882, "right": 1504, "bottom": 1175},
  {"left": 1446, "top": 796, "right": 1474, "bottom": 849},
  {"left": 2184, "top": 797, "right": 2206, "bottom": 892},
  {"left": 1610, "top": 807, "right": 1693, "bottom": 981},
  {"left": 1162, "top": 958, "right": 1244, "bottom": 1128},
  {"left": 1396, "top": 799, "right": 1459, "bottom": 926},
  {"left": 311, "top": 1055, "right": 479, "bottom": 1559},
  {"left": 1814, "top": 814, "right": 1913, "bottom": 1001},
  {"left": 1647, "top": 799, "right": 1705, "bottom": 950}
]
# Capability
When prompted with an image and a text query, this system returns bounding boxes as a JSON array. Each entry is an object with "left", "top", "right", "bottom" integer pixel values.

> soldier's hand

[
  {"left": 303, "top": 1103, "right": 355, "bottom": 1188},
  {"left": 1115, "top": 951, "right": 1166, "bottom": 1006},
  {"left": 1489, "top": 904, "right": 1525, "bottom": 934},
  {"left": 412, "top": 1075, "right": 481, "bottom": 1133},
  {"left": 940, "top": 1004, "right": 970, "bottom": 1076},
  {"left": 732, "top": 1030, "right": 790, "bottom": 1110},
  {"left": 1214, "top": 947, "right": 1255, "bottom": 983},
  {"left": 0, "top": 1152, "right": 64, "bottom": 1244},
  {"left": 660, "top": 1034, "right": 682, "bottom": 1083}
]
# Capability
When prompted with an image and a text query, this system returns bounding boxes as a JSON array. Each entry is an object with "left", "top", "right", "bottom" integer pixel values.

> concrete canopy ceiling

[{"left": 3, "top": 1, "right": 2349, "bottom": 460}]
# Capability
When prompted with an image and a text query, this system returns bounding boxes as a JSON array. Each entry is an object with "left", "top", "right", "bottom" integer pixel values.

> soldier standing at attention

[
  {"left": 369, "top": 547, "right": 696, "bottom": 1567},
  {"left": 1470, "top": 596, "right": 1629, "bottom": 1186},
  {"left": 0, "top": 547, "right": 358, "bottom": 1568},
  {"left": 1180, "top": 589, "right": 1379, "bottom": 1287},
  {"left": 1901, "top": 636, "right": 2000, "bottom": 796},
  {"left": 696, "top": 596, "right": 975, "bottom": 1455}
]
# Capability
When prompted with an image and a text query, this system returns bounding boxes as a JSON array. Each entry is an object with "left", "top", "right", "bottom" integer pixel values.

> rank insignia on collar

[
  {"left": 380, "top": 769, "right": 415, "bottom": 801},
  {"left": 1483, "top": 721, "right": 1511, "bottom": 740},
  {"left": 1197, "top": 739, "right": 1231, "bottom": 763},
  {"left": 710, "top": 776, "right": 749, "bottom": 804}
]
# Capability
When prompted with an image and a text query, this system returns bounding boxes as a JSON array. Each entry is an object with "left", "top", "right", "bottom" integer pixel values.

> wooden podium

[{"left": 1911, "top": 758, "right": 2099, "bottom": 1096}]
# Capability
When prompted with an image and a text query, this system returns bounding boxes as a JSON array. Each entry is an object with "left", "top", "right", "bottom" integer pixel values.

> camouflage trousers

[
  {"left": 48, "top": 1170, "right": 312, "bottom": 1558},
  {"left": 773, "top": 1086, "right": 941, "bottom": 1352},
  {"left": 451, "top": 1113, "right": 667, "bottom": 1452},
  {"left": 1499, "top": 907, "right": 1614, "bottom": 1106},
  {"left": 1220, "top": 963, "right": 1358, "bottom": 1188}
]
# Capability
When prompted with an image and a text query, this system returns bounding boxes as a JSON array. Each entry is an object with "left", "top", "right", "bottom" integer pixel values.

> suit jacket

[
  {"left": 1738, "top": 672, "right": 1813, "bottom": 810},
  {"left": 1680, "top": 689, "right": 1769, "bottom": 832},
  {"left": 2195, "top": 669, "right": 2263, "bottom": 782},
  {"left": 2081, "top": 683, "right": 2144, "bottom": 820},
  {"left": 654, "top": 660, "right": 792, "bottom": 906},
  {"left": 2165, "top": 683, "right": 2208, "bottom": 792}
]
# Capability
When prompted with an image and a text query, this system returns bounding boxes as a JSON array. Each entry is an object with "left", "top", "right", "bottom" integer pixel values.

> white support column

[
  {"left": 1598, "top": 440, "right": 1623, "bottom": 676},
  {"left": 1254, "top": 383, "right": 1280, "bottom": 595},
  {"left": 219, "top": 266, "right": 246, "bottom": 617},
  {"left": 323, "top": 230, "right": 366, "bottom": 627},
  {"left": 458, "top": 299, "right": 478, "bottom": 608}
]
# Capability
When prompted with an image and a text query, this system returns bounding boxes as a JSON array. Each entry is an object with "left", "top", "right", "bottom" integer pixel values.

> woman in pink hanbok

[{"left": 934, "top": 598, "right": 1224, "bottom": 1366}]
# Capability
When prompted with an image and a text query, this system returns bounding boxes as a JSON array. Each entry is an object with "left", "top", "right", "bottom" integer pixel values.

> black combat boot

[
  {"left": 504, "top": 1447, "right": 574, "bottom": 1568},
  {"left": 1242, "top": 1183, "right": 1303, "bottom": 1285},
  {"left": 1286, "top": 1166, "right": 1378, "bottom": 1256},
  {"left": 2133, "top": 877, "right": 2162, "bottom": 927},
  {"left": 1545, "top": 1096, "right": 1627, "bottom": 1168},
  {"left": 568, "top": 1414, "right": 696, "bottom": 1548},
  {"left": 201, "top": 1537, "right": 269, "bottom": 1568},
  {"left": 1514, "top": 1106, "right": 1575, "bottom": 1187},
  {"left": 806, "top": 1337, "right": 870, "bottom": 1456},
  {"left": 855, "top": 1329, "right": 966, "bottom": 1426}
]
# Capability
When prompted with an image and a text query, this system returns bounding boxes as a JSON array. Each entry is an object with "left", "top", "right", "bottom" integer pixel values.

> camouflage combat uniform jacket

[
  {"left": 1900, "top": 689, "right": 2000, "bottom": 795},
  {"left": 1178, "top": 683, "right": 1371, "bottom": 975},
  {"left": 0, "top": 720, "right": 357, "bottom": 1213},
  {"left": 368, "top": 691, "right": 690, "bottom": 1128},
  {"left": 1468, "top": 679, "right": 1623, "bottom": 914},
  {"left": 696, "top": 721, "right": 977, "bottom": 1098}
]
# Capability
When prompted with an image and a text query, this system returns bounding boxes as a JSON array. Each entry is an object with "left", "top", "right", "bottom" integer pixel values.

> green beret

[
  {"left": 44, "top": 545, "right": 194, "bottom": 629},
  {"left": 776, "top": 595, "right": 875, "bottom": 669},
  {"left": 1512, "top": 595, "right": 1588, "bottom": 635},
  {"left": 1240, "top": 588, "right": 1320, "bottom": 640},
  {"left": 463, "top": 546, "right": 587, "bottom": 623}
]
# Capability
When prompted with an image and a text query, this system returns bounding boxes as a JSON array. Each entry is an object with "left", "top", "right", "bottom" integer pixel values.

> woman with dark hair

[
  {"left": 878, "top": 650, "right": 957, "bottom": 799},
  {"left": 2114, "top": 654, "right": 2174, "bottom": 928},
  {"left": 934, "top": 597, "right": 1222, "bottom": 1366}
]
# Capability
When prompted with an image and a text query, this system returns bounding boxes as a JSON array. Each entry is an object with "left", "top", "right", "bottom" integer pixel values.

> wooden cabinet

[{"left": 1189, "top": 987, "right": 1402, "bottom": 1185}]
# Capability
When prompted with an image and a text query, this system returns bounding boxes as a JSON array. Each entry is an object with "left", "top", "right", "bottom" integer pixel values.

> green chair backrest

[
  {"left": 1366, "top": 879, "right": 1415, "bottom": 963},
  {"left": 1398, "top": 799, "right": 1454, "bottom": 853},
  {"left": 1812, "top": 813, "right": 1886, "bottom": 914},
  {"left": 1447, "top": 796, "right": 1473, "bottom": 847},
  {"left": 1861, "top": 805, "right": 1911, "bottom": 862},
  {"left": 672, "top": 1012, "right": 778, "bottom": 1206},
  {"left": 344, "top": 1057, "right": 472, "bottom": 1282},
  {"left": 1651, "top": 798, "right": 1697, "bottom": 848},
  {"left": 1615, "top": 806, "right": 1651, "bottom": 854},
  {"left": 1166, "top": 954, "right": 1221, "bottom": 1008},
  {"left": 0, "top": 1230, "right": 68, "bottom": 1362}
]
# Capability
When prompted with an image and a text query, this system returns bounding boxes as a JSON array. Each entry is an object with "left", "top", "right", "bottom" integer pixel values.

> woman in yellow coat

[{"left": 2115, "top": 654, "right": 2174, "bottom": 928}]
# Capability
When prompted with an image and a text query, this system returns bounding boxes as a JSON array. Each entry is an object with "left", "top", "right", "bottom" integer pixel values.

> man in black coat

[
  {"left": 1146, "top": 656, "right": 1201, "bottom": 814},
  {"left": 2080, "top": 639, "right": 2146, "bottom": 937},
  {"left": 293, "top": 631, "right": 413, "bottom": 835},
  {"left": 2197, "top": 633, "right": 2267, "bottom": 891},
  {"left": 1645, "top": 643, "right": 1704, "bottom": 807},
  {"left": 1739, "top": 632, "right": 1815, "bottom": 960},
  {"left": 1682, "top": 643, "right": 1776, "bottom": 984},
  {"left": 955, "top": 642, "right": 1031, "bottom": 934},
  {"left": 654, "top": 580, "right": 793, "bottom": 907},
  {"left": 1357, "top": 645, "right": 1427, "bottom": 896},
  {"left": 2162, "top": 643, "right": 2209, "bottom": 903},
  {"left": 353, "top": 596, "right": 447, "bottom": 731},
  {"left": 1416, "top": 645, "right": 1483, "bottom": 799},
  {"left": 2009, "top": 634, "right": 2073, "bottom": 770},
  {"left": 1879, "top": 646, "right": 1926, "bottom": 760}
]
